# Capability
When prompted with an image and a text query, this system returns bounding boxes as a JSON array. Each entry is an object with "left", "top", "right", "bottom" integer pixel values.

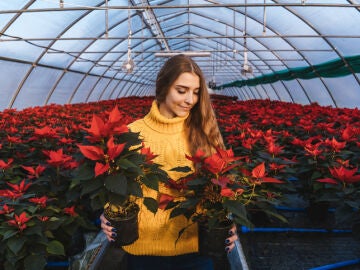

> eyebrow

[{"left": 175, "top": 84, "right": 200, "bottom": 91}]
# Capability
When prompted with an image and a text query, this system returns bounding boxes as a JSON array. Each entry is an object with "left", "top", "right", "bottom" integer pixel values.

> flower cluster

[
  {"left": 162, "top": 147, "right": 285, "bottom": 231},
  {"left": 0, "top": 97, "right": 152, "bottom": 270},
  {"left": 213, "top": 96, "right": 360, "bottom": 228},
  {"left": 73, "top": 105, "right": 168, "bottom": 217},
  {"left": 2, "top": 95, "right": 360, "bottom": 269}
]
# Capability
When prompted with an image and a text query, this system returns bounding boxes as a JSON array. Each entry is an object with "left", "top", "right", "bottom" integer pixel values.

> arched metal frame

[{"left": 0, "top": 0, "right": 359, "bottom": 110}]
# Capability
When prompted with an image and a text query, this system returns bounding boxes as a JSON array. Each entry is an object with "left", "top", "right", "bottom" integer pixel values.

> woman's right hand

[{"left": 100, "top": 213, "right": 116, "bottom": 242}]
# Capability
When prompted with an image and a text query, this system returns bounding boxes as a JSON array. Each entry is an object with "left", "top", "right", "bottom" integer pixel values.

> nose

[{"left": 185, "top": 92, "right": 194, "bottom": 104}]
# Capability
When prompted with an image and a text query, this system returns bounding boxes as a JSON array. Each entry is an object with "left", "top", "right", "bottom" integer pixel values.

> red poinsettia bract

[
  {"left": 7, "top": 212, "right": 31, "bottom": 232},
  {"left": 249, "top": 162, "right": 284, "bottom": 184},
  {"left": 203, "top": 148, "right": 240, "bottom": 175},
  {"left": 43, "top": 148, "right": 73, "bottom": 168},
  {"left": 83, "top": 107, "right": 128, "bottom": 143},
  {"left": 317, "top": 166, "right": 360, "bottom": 185},
  {"left": 78, "top": 136, "right": 126, "bottom": 177},
  {"left": 63, "top": 206, "right": 78, "bottom": 216},
  {"left": 21, "top": 164, "right": 46, "bottom": 179},
  {"left": 0, "top": 204, "right": 15, "bottom": 214}
]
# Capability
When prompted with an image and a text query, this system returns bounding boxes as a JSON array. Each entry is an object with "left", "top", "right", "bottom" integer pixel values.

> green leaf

[
  {"left": 223, "top": 200, "right": 247, "bottom": 220},
  {"left": 105, "top": 174, "right": 127, "bottom": 195},
  {"left": 186, "top": 177, "right": 208, "bottom": 186},
  {"left": 81, "top": 178, "right": 103, "bottom": 196},
  {"left": 7, "top": 236, "right": 26, "bottom": 254},
  {"left": 2, "top": 229, "right": 18, "bottom": 240},
  {"left": 178, "top": 198, "right": 198, "bottom": 209},
  {"left": 128, "top": 180, "right": 143, "bottom": 197},
  {"left": 73, "top": 163, "right": 94, "bottom": 180},
  {"left": 233, "top": 215, "right": 254, "bottom": 229},
  {"left": 24, "top": 254, "right": 47, "bottom": 270},
  {"left": 117, "top": 158, "right": 138, "bottom": 169},
  {"left": 46, "top": 240, "right": 65, "bottom": 256},
  {"left": 143, "top": 197, "right": 158, "bottom": 214},
  {"left": 169, "top": 207, "right": 188, "bottom": 219},
  {"left": 170, "top": 166, "right": 192, "bottom": 173},
  {"left": 141, "top": 175, "right": 159, "bottom": 191}
]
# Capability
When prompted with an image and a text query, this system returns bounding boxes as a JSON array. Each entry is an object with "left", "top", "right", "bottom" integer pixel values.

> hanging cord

[
  {"left": 127, "top": 2, "right": 132, "bottom": 63},
  {"left": 243, "top": 0, "right": 248, "bottom": 66},
  {"left": 141, "top": 15, "right": 144, "bottom": 60},
  {"left": 263, "top": 0, "right": 266, "bottom": 35},
  {"left": 105, "top": 0, "right": 109, "bottom": 38},
  {"left": 233, "top": 9, "right": 236, "bottom": 59}
]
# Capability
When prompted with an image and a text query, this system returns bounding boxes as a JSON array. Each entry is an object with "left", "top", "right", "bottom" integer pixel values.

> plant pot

[
  {"left": 104, "top": 203, "right": 140, "bottom": 247},
  {"left": 352, "top": 223, "right": 360, "bottom": 241},
  {"left": 247, "top": 208, "right": 272, "bottom": 227},
  {"left": 198, "top": 219, "right": 233, "bottom": 270},
  {"left": 306, "top": 201, "right": 330, "bottom": 225}
]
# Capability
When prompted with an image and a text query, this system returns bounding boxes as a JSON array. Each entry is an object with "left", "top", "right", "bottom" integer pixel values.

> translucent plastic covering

[{"left": 0, "top": 0, "right": 359, "bottom": 110}]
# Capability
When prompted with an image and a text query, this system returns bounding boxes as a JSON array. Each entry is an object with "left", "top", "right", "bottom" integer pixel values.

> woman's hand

[
  {"left": 100, "top": 213, "right": 116, "bottom": 242},
  {"left": 224, "top": 224, "right": 238, "bottom": 254}
]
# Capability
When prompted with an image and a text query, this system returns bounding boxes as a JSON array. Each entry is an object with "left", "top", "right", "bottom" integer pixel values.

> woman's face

[{"left": 159, "top": 72, "right": 200, "bottom": 118}]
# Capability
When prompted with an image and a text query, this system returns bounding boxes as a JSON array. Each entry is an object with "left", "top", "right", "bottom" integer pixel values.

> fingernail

[
  {"left": 228, "top": 230, "right": 234, "bottom": 236},
  {"left": 225, "top": 239, "right": 230, "bottom": 244},
  {"left": 111, "top": 233, "right": 117, "bottom": 237},
  {"left": 106, "top": 222, "right": 111, "bottom": 226},
  {"left": 111, "top": 228, "right": 117, "bottom": 232},
  {"left": 225, "top": 247, "right": 230, "bottom": 253}
]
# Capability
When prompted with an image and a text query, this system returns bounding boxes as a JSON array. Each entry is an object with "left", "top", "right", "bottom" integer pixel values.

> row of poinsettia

[
  {"left": 212, "top": 97, "right": 360, "bottom": 225},
  {"left": 0, "top": 97, "right": 154, "bottom": 270},
  {"left": 1, "top": 95, "right": 360, "bottom": 269}
]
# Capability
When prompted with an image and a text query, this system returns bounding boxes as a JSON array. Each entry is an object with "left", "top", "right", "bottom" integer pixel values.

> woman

[{"left": 100, "top": 54, "right": 238, "bottom": 269}]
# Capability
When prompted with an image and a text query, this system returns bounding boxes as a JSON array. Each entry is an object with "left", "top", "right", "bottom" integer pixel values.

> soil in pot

[{"left": 104, "top": 203, "right": 140, "bottom": 247}]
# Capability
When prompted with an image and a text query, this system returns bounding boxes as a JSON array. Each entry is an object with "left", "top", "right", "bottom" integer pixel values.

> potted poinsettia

[
  {"left": 0, "top": 159, "right": 95, "bottom": 270},
  {"left": 73, "top": 106, "right": 168, "bottom": 246},
  {"left": 162, "top": 147, "right": 285, "bottom": 268},
  {"left": 316, "top": 163, "right": 360, "bottom": 239},
  {"left": 165, "top": 148, "right": 286, "bottom": 228}
]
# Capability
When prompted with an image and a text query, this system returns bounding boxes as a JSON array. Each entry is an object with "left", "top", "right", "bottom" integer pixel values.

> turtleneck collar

[{"left": 143, "top": 100, "right": 189, "bottom": 134}]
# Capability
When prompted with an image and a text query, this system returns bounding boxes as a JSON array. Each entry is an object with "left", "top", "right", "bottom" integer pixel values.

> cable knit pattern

[{"left": 123, "top": 101, "right": 198, "bottom": 256}]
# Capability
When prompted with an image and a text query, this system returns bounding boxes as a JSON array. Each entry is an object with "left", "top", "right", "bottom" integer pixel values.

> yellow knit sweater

[{"left": 123, "top": 101, "right": 198, "bottom": 256}]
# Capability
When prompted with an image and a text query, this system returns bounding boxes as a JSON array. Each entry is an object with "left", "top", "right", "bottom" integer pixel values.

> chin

[{"left": 175, "top": 112, "right": 188, "bottom": 118}]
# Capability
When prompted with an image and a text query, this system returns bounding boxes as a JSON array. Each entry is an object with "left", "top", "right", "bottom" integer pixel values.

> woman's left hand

[{"left": 224, "top": 224, "right": 238, "bottom": 254}]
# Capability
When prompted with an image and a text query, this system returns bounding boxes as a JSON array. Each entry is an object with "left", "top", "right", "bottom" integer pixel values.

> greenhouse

[{"left": 0, "top": 1, "right": 360, "bottom": 270}]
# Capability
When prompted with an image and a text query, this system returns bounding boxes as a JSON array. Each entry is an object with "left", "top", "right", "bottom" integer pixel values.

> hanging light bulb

[
  {"left": 241, "top": 0, "right": 253, "bottom": 76},
  {"left": 122, "top": 2, "right": 135, "bottom": 74}
]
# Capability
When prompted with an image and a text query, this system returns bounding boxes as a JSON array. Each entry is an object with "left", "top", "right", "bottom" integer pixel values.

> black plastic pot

[
  {"left": 306, "top": 201, "right": 330, "bottom": 225},
  {"left": 198, "top": 220, "right": 233, "bottom": 270},
  {"left": 104, "top": 204, "right": 140, "bottom": 247},
  {"left": 352, "top": 222, "right": 360, "bottom": 241}
]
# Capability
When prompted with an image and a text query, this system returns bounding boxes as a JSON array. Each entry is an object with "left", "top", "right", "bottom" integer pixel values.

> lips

[{"left": 180, "top": 106, "right": 191, "bottom": 111}]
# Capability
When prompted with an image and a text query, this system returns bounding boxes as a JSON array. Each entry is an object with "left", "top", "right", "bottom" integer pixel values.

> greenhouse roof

[{"left": 0, "top": 0, "right": 359, "bottom": 110}]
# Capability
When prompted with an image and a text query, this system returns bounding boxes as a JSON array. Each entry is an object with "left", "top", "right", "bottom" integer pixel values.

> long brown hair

[{"left": 155, "top": 54, "right": 225, "bottom": 156}]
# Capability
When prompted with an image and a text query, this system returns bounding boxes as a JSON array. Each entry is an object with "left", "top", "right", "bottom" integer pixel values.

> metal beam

[
  {"left": 1, "top": 35, "right": 359, "bottom": 42},
  {"left": 0, "top": 3, "right": 359, "bottom": 14}
]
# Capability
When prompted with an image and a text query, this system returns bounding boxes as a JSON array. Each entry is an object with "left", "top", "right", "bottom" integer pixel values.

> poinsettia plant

[
  {"left": 162, "top": 147, "right": 286, "bottom": 233},
  {"left": 315, "top": 162, "right": 360, "bottom": 227},
  {"left": 0, "top": 144, "right": 95, "bottom": 270},
  {"left": 72, "top": 105, "right": 168, "bottom": 218}
]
